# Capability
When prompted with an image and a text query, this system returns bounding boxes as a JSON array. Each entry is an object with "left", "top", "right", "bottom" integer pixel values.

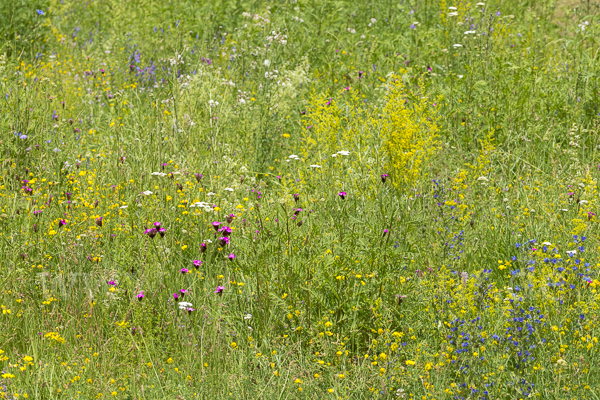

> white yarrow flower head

[
  {"left": 142, "top": 190, "right": 153, "bottom": 196},
  {"left": 566, "top": 250, "right": 577, "bottom": 257},
  {"left": 119, "top": 205, "right": 128, "bottom": 209},
  {"left": 331, "top": 154, "right": 338, "bottom": 157},
  {"left": 337, "top": 150, "right": 350, "bottom": 156},
  {"left": 310, "top": 164, "right": 322, "bottom": 168},
  {"left": 448, "top": 12, "right": 459, "bottom": 16},
  {"left": 264, "top": 59, "right": 271, "bottom": 67},
  {"left": 178, "top": 302, "right": 193, "bottom": 309},
  {"left": 453, "top": 43, "right": 463, "bottom": 48},
  {"left": 225, "top": 188, "right": 234, "bottom": 192},
  {"left": 151, "top": 172, "right": 167, "bottom": 176},
  {"left": 244, "top": 314, "right": 252, "bottom": 320},
  {"left": 207, "top": 192, "right": 216, "bottom": 196}
]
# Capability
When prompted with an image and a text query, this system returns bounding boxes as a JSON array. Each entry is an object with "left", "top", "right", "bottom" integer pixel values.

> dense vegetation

[{"left": 1, "top": 0, "right": 600, "bottom": 398}]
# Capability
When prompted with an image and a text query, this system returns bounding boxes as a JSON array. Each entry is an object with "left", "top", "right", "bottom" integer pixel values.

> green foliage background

[{"left": 0, "top": 0, "right": 600, "bottom": 399}]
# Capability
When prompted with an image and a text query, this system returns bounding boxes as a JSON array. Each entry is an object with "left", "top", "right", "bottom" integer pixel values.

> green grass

[{"left": 0, "top": 0, "right": 600, "bottom": 399}]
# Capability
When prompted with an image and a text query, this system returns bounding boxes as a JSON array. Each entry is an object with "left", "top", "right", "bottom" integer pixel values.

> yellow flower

[{"left": 231, "top": 342, "right": 237, "bottom": 349}]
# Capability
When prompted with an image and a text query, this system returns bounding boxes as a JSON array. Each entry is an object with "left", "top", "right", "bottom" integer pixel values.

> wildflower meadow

[{"left": 1, "top": 0, "right": 600, "bottom": 398}]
